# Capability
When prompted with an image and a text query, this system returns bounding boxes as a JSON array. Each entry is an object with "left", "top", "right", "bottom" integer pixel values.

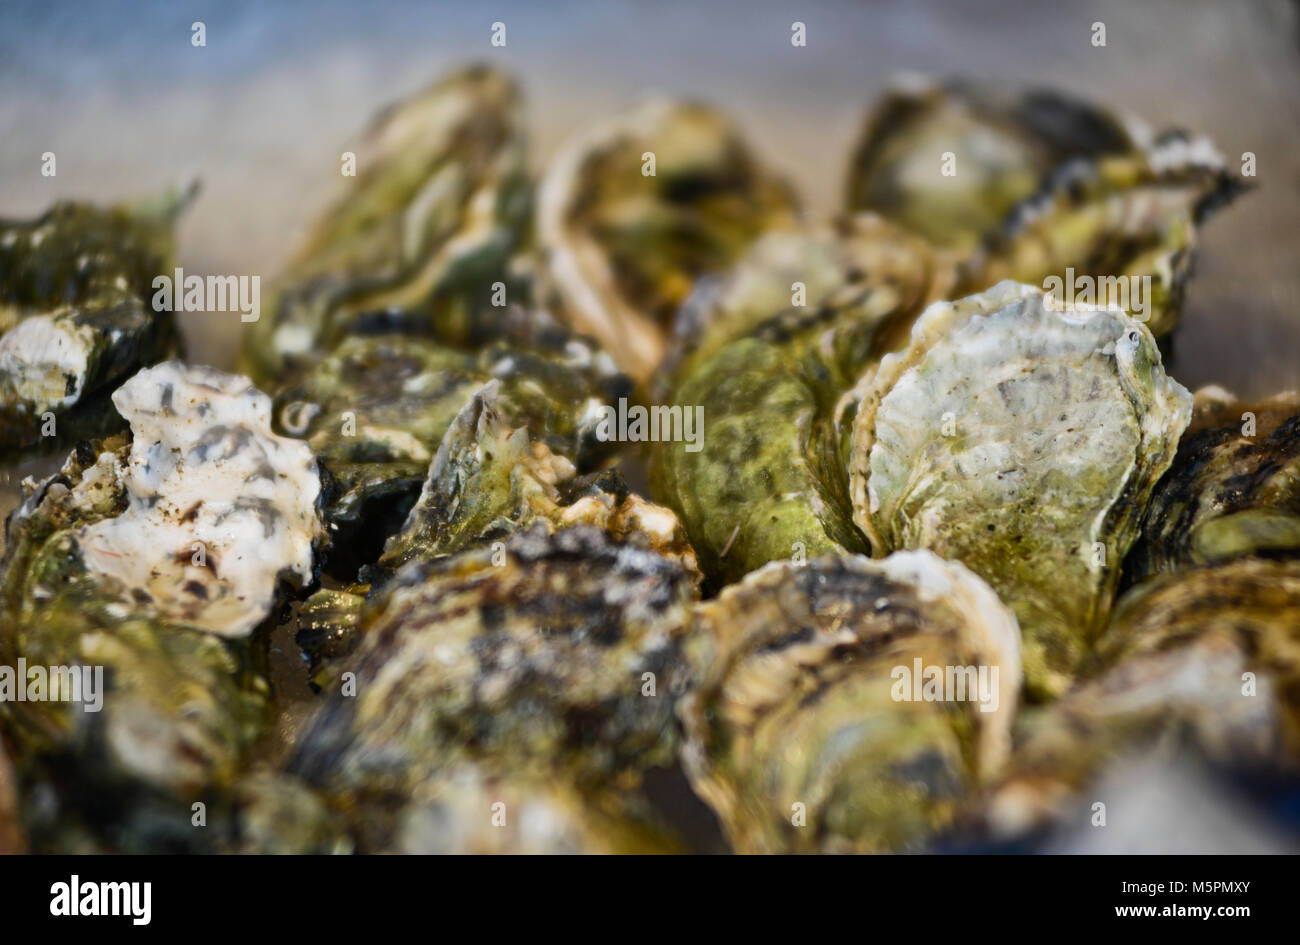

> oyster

[
  {"left": 0, "top": 193, "right": 189, "bottom": 448},
  {"left": 0, "top": 362, "right": 323, "bottom": 850},
  {"left": 270, "top": 307, "right": 630, "bottom": 577},
  {"left": 850, "top": 282, "right": 1192, "bottom": 696},
  {"left": 680, "top": 551, "right": 1021, "bottom": 853},
  {"left": 239, "top": 65, "right": 530, "bottom": 384},
  {"left": 846, "top": 76, "right": 1142, "bottom": 253},
  {"left": 847, "top": 78, "right": 1241, "bottom": 339},
  {"left": 972, "top": 133, "right": 1239, "bottom": 339},
  {"left": 289, "top": 524, "right": 699, "bottom": 851},
  {"left": 1125, "top": 387, "right": 1300, "bottom": 582},
  {"left": 651, "top": 215, "right": 950, "bottom": 588},
  {"left": 537, "top": 99, "right": 798, "bottom": 382},
  {"left": 987, "top": 556, "right": 1300, "bottom": 837}
]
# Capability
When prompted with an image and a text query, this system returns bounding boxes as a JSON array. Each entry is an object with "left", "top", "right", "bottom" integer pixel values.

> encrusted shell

[
  {"left": 850, "top": 282, "right": 1191, "bottom": 696},
  {"left": 650, "top": 215, "right": 950, "bottom": 588},
  {"left": 680, "top": 551, "right": 1021, "bottom": 853},
  {"left": 538, "top": 99, "right": 798, "bottom": 382},
  {"left": 240, "top": 65, "right": 530, "bottom": 383},
  {"left": 270, "top": 308, "right": 630, "bottom": 577}
]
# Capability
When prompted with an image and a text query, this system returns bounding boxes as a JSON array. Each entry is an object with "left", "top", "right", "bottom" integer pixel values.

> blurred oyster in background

[
  {"left": 538, "top": 99, "right": 798, "bottom": 382},
  {"left": 0, "top": 362, "right": 323, "bottom": 851},
  {"left": 0, "top": 191, "right": 190, "bottom": 448},
  {"left": 847, "top": 77, "right": 1241, "bottom": 339},
  {"left": 651, "top": 215, "right": 949, "bottom": 588},
  {"left": 850, "top": 282, "right": 1191, "bottom": 697},
  {"left": 680, "top": 551, "right": 1020, "bottom": 853},
  {"left": 987, "top": 556, "right": 1300, "bottom": 839},
  {"left": 1125, "top": 387, "right": 1300, "bottom": 582},
  {"left": 972, "top": 133, "right": 1239, "bottom": 339},
  {"left": 846, "top": 76, "right": 1143, "bottom": 254},
  {"left": 289, "top": 524, "right": 699, "bottom": 852},
  {"left": 239, "top": 65, "right": 530, "bottom": 384}
]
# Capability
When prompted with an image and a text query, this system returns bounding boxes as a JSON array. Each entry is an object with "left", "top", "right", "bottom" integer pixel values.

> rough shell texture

[
  {"left": 680, "top": 551, "right": 1020, "bottom": 853},
  {"left": 987, "top": 556, "right": 1300, "bottom": 838},
  {"left": 851, "top": 282, "right": 1191, "bottom": 697},
  {"left": 538, "top": 98, "right": 798, "bottom": 382},
  {"left": 1125, "top": 389, "right": 1300, "bottom": 582},
  {"left": 0, "top": 432, "right": 274, "bottom": 850},
  {"left": 78, "top": 362, "right": 324, "bottom": 638},
  {"left": 269, "top": 308, "right": 630, "bottom": 577},
  {"left": 289, "top": 525, "right": 699, "bottom": 850},
  {"left": 651, "top": 216, "right": 950, "bottom": 588},
  {"left": 239, "top": 65, "right": 530, "bottom": 384}
]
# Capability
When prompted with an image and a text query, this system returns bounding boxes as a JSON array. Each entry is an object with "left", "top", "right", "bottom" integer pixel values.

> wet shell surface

[
  {"left": 680, "top": 551, "right": 1020, "bottom": 853},
  {"left": 850, "top": 281, "right": 1191, "bottom": 696}
]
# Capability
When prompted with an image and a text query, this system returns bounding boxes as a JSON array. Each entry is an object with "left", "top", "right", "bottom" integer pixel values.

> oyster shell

[
  {"left": 850, "top": 282, "right": 1192, "bottom": 696},
  {"left": 239, "top": 65, "right": 530, "bottom": 383},
  {"left": 972, "top": 132, "right": 1240, "bottom": 339},
  {"left": 270, "top": 307, "right": 631, "bottom": 577},
  {"left": 846, "top": 78, "right": 1241, "bottom": 339},
  {"left": 1125, "top": 388, "right": 1300, "bottom": 582},
  {"left": 846, "top": 76, "right": 1142, "bottom": 253},
  {"left": 0, "top": 193, "right": 189, "bottom": 448},
  {"left": 651, "top": 216, "right": 950, "bottom": 588},
  {"left": 537, "top": 99, "right": 798, "bottom": 382},
  {"left": 289, "top": 524, "right": 699, "bottom": 851},
  {"left": 0, "top": 362, "right": 323, "bottom": 850},
  {"left": 987, "top": 556, "right": 1300, "bottom": 837},
  {"left": 680, "top": 551, "right": 1020, "bottom": 853}
]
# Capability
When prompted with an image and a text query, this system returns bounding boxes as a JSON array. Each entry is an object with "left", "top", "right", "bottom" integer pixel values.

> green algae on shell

[
  {"left": 1125, "top": 388, "right": 1300, "bottom": 583},
  {"left": 680, "top": 551, "right": 1020, "bottom": 853},
  {"left": 650, "top": 215, "right": 952, "bottom": 589},
  {"left": 850, "top": 282, "right": 1192, "bottom": 697},
  {"left": 239, "top": 65, "right": 531, "bottom": 384},
  {"left": 537, "top": 98, "right": 798, "bottom": 382}
]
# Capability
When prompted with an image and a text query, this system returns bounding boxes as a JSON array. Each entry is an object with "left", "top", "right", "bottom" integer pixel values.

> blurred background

[{"left": 1, "top": 0, "right": 1298, "bottom": 393}]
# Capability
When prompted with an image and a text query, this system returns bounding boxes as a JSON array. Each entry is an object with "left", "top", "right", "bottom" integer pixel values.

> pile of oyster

[{"left": 2, "top": 66, "right": 1295, "bottom": 854}]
